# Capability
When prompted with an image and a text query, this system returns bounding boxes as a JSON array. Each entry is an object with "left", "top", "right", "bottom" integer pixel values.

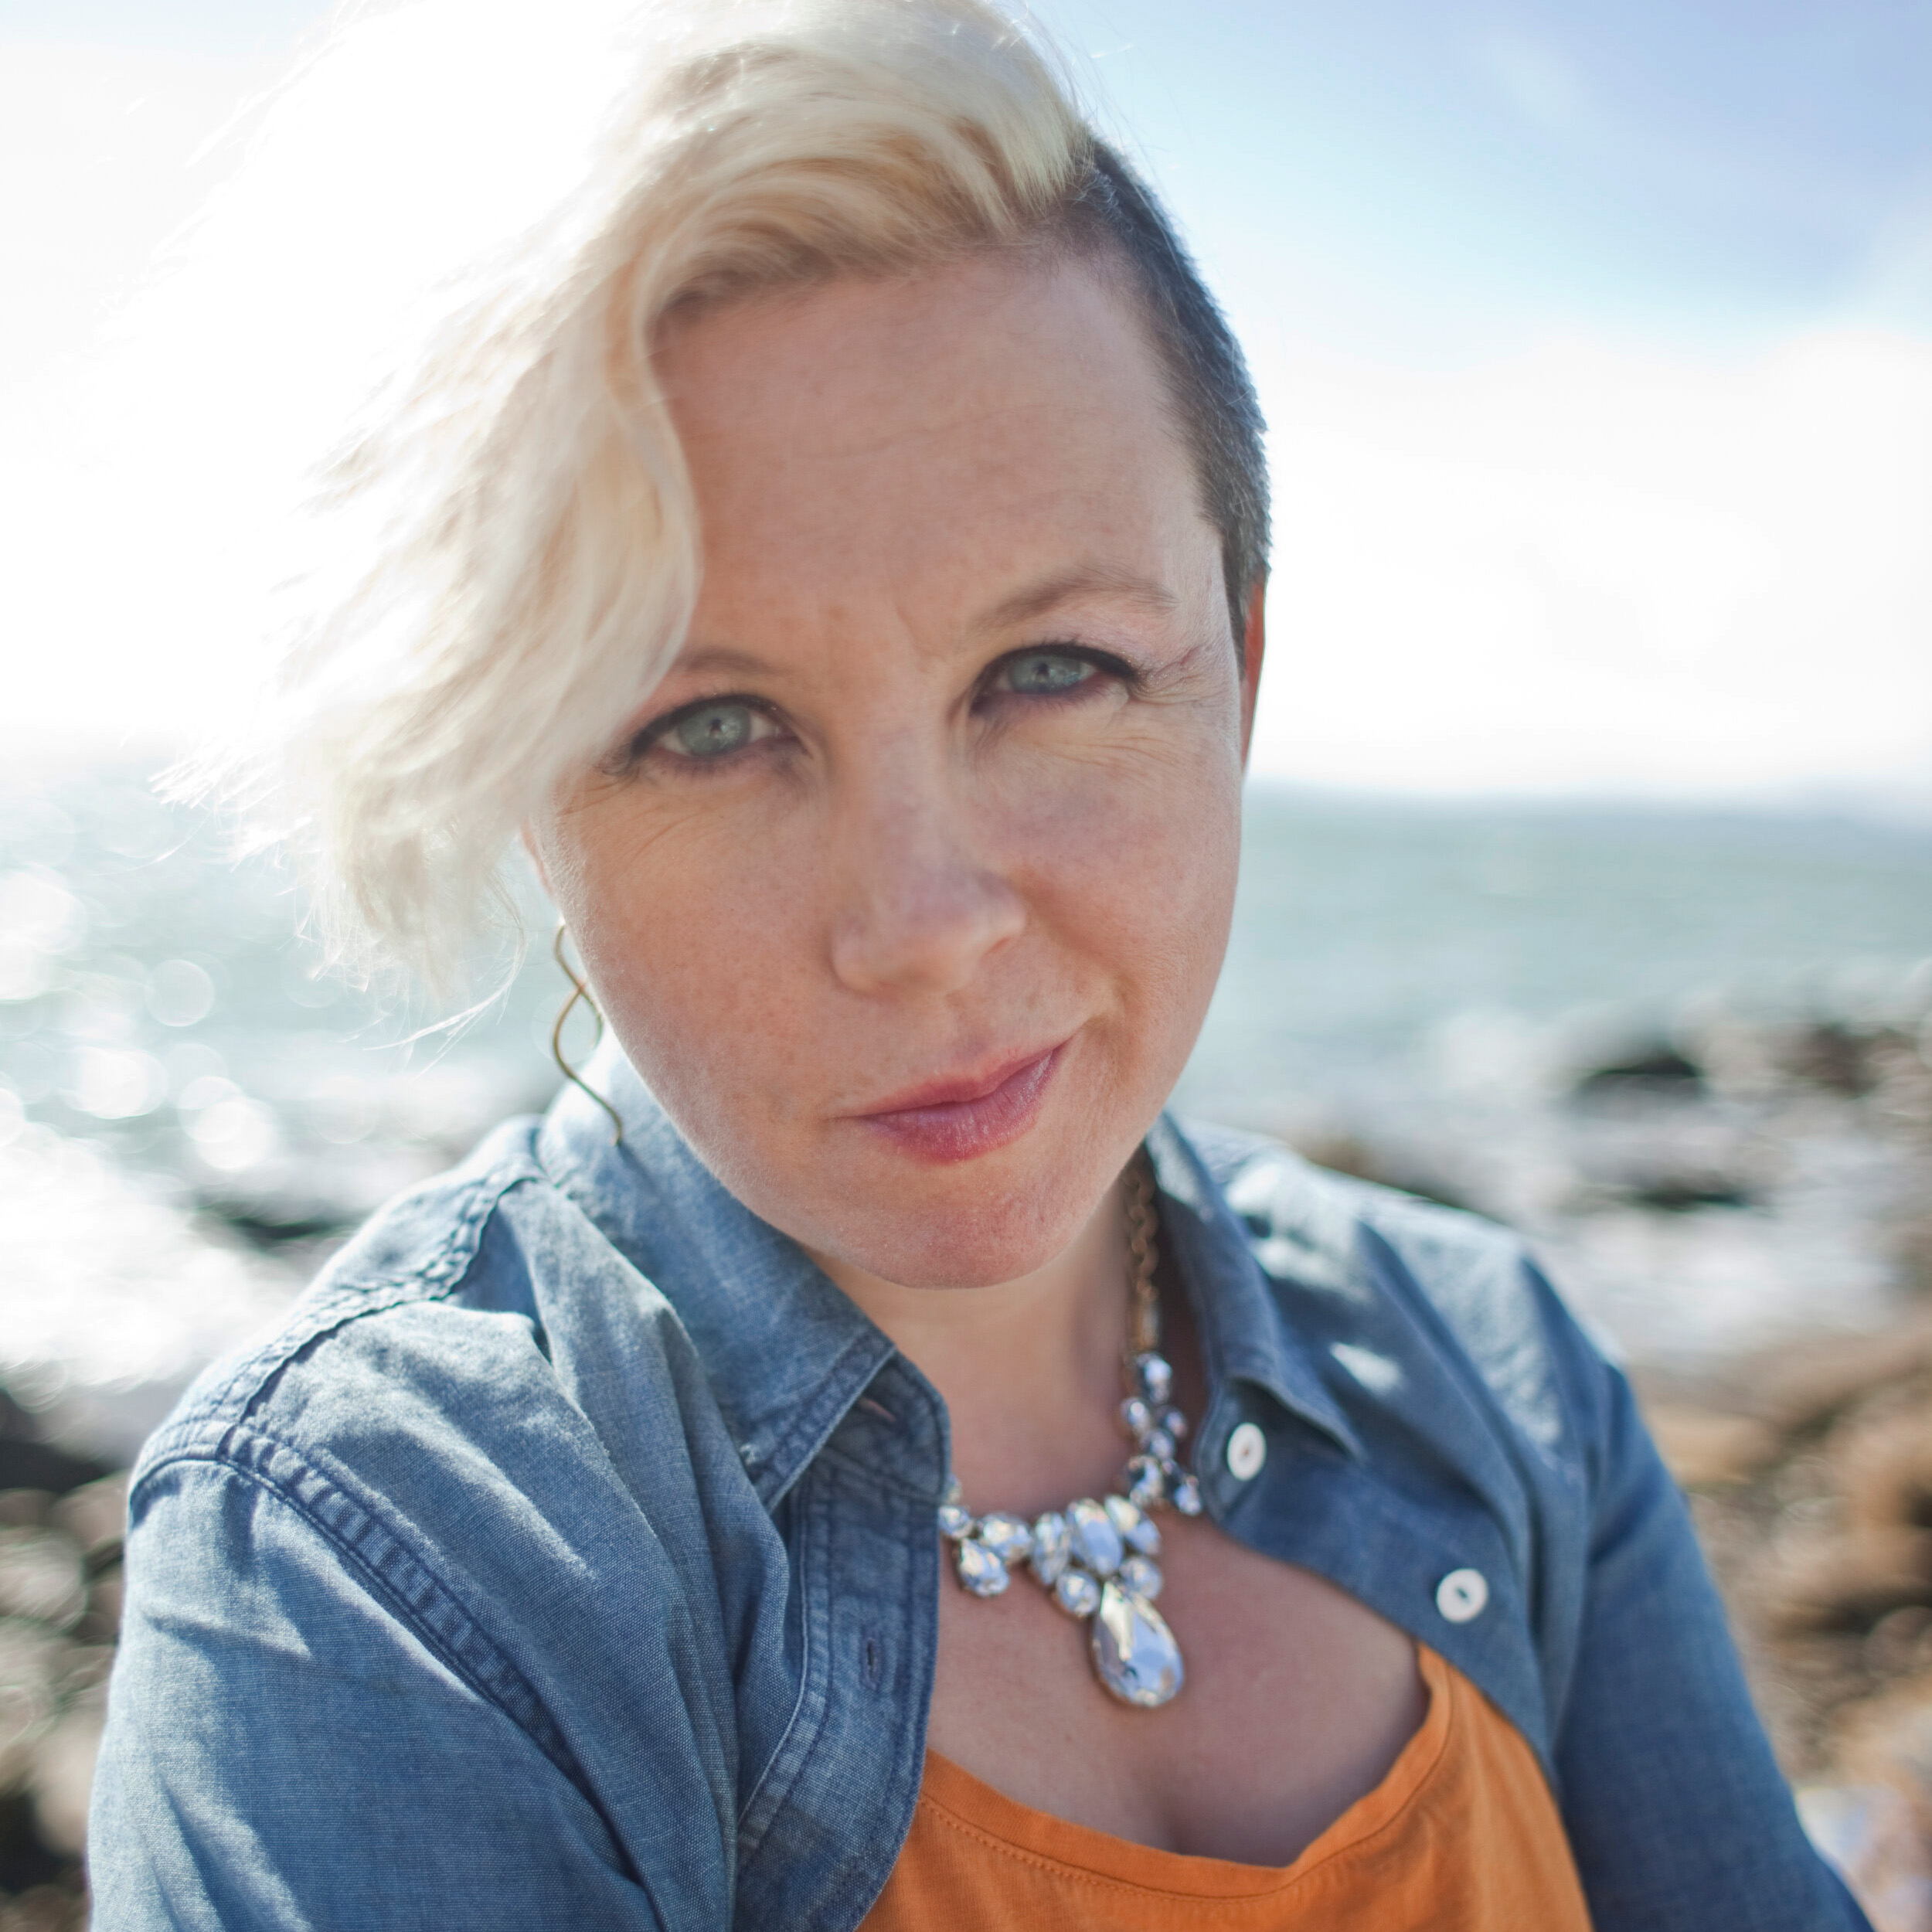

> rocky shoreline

[
  {"left": 2, "top": 992, "right": 1928, "bottom": 1923},
  {"left": 0, "top": 1426, "right": 122, "bottom": 1930},
  {"left": 1641, "top": 1320, "right": 1932, "bottom": 1931}
]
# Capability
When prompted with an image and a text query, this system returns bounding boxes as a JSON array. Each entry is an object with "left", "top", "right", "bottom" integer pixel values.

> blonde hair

[{"left": 198, "top": 0, "right": 1264, "bottom": 992}]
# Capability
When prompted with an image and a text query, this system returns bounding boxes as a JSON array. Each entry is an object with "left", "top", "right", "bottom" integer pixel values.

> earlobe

[
  {"left": 519, "top": 825, "right": 554, "bottom": 901},
  {"left": 1238, "top": 580, "right": 1267, "bottom": 767}
]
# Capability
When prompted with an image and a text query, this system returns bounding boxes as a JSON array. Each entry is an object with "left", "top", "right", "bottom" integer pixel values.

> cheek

[
  {"left": 547, "top": 801, "right": 826, "bottom": 1124},
  {"left": 540, "top": 704, "right": 1243, "bottom": 1179},
  {"left": 998, "top": 737, "right": 1242, "bottom": 1048}
]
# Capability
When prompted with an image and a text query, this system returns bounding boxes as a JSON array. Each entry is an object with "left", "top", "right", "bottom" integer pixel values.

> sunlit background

[
  {"left": 4, "top": 0, "right": 1930, "bottom": 802},
  {"left": 2, "top": 5, "right": 1932, "bottom": 1916}
]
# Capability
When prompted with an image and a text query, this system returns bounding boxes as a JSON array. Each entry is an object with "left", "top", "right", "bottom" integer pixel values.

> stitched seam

[
  {"left": 538, "top": 1117, "right": 909, "bottom": 1518},
  {"left": 735, "top": 1471, "right": 825, "bottom": 1849},
  {"left": 154, "top": 1431, "right": 583, "bottom": 1786},
  {"left": 138, "top": 1158, "right": 539, "bottom": 1479},
  {"left": 811, "top": 1437, "right": 938, "bottom": 1506},
  {"left": 749, "top": 1331, "right": 900, "bottom": 1510}
]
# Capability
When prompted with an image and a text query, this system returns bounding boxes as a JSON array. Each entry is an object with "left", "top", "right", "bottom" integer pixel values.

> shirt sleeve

[
  {"left": 89, "top": 1456, "right": 677, "bottom": 1932},
  {"left": 1550, "top": 1313, "right": 1872, "bottom": 1931}
]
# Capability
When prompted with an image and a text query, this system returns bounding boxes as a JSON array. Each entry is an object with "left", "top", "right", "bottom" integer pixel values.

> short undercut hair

[
  {"left": 203, "top": 0, "right": 1270, "bottom": 988},
  {"left": 1066, "top": 145, "right": 1270, "bottom": 654}
]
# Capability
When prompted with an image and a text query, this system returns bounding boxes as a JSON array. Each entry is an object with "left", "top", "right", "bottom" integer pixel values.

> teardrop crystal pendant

[{"left": 1090, "top": 1580, "right": 1184, "bottom": 1708}]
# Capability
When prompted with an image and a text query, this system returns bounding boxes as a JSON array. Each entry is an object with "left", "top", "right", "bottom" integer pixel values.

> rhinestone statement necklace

[{"left": 936, "top": 1155, "right": 1199, "bottom": 1709}]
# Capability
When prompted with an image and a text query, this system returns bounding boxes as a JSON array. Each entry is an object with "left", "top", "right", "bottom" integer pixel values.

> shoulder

[
  {"left": 129, "top": 1116, "right": 721, "bottom": 1546},
  {"left": 1184, "top": 1116, "right": 1542, "bottom": 1296},
  {"left": 1179, "top": 1117, "right": 1617, "bottom": 1468},
  {"left": 139, "top": 1121, "right": 549, "bottom": 1461},
  {"left": 119, "top": 1114, "right": 765, "bottom": 1746},
  {"left": 100, "top": 1124, "right": 759, "bottom": 1927}
]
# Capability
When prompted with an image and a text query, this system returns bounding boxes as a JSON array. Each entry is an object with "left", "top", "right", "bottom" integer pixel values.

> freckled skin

[
  {"left": 526, "top": 253, "right": 1423, "bottom": 1865},
  {"left": 537, "top": 256, "right": 1247, "bottom": 1289}
]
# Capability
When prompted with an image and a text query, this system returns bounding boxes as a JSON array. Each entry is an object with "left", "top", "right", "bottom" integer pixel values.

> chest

[{"left": 925, "top": 1511, "right": 1427, "bottom": 1866}]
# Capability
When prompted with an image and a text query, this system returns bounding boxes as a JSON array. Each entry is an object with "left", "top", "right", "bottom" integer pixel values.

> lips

[{"left": 853, "top": 1043, "right": 1063, "bottom": 1165}]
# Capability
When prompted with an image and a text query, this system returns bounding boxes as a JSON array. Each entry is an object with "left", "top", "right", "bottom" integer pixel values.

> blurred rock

[
  {"left": 1646, "top": 1403, "right": 1780, "bottom": 1488},
  {"left": 1730, "top": 1327, "right": 1932, "bottom": 1437},
  {"left": 1370, "top": 978, "right": 1932, "bottom": 1367},
  {"left": 0, "top": 1542, "right": 82, "bottom": 1638},
  {"left": 0, "top": 1625, "right": 61, "bottom": 1792},
  {"left": 79, "top": 1568, "right": 122, "bottom": 1647},
  {"left": 49, "top": 1478, "right": 124, "bottom": 1568},
  {"left": 27, "top": 1688, "right": 103, "bottom": 1861},
  {"left": 0, "top": 1403, "right": 102, "bottom": 1507},
  {"left": 1899, "top": 1222, "right": 1932, "bottom": 1298},
  {"left": 0, "top": 1884, "right": 87, "bottom": 1932},
  {"left": 1781, "top": 1021, "right": 1887, "bottom": 1099},
  {"left": 1760, "top": 1526, "right": 1932, "bottom": 1637},
  {"left": 1867, "top": 1608, "right": 1932, "bottom": 1679},
  {"left": 0, "top": 1461, "right": 122, "bottom": 1914},
  {"left": 1572, "top": 1042, "right": 1704, "bottom": 1096},
  {"left": 1285, "top": 1131, "right": 1471, "bottom": 1213},
  {"left": 1837, "top": 1409, "right": 1932, "bottom": 1536}
]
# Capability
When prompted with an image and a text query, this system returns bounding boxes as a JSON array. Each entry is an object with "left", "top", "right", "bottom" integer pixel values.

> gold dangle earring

[{"left": 551, "top": 923, "right": 624, "bottom": 1144}]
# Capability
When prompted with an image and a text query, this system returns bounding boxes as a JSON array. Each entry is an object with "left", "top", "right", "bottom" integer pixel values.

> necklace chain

[
  {"left": 937, "top": 1149, "right": 1198, "bottom": 1709},
  {"left": 1124, "top": 1155, "right": 1161, "bottom": 1359}
]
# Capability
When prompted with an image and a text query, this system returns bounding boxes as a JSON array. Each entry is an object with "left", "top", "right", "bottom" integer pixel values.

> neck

[{"left": 812, "top": 1179, "right": 1131, "bottom": 1515}]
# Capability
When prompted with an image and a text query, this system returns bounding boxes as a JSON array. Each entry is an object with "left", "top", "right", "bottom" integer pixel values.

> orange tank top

[{"left": 859, "top": 1645, "right": 1592, "bottom": 1931}]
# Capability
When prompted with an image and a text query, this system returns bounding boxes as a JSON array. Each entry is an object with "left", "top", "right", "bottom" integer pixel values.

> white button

[
  {"left": 1435, "top": 1568, "right": 1488, "bottom": 1624},
  {"left": 1225, "top": 1422, "right": 1267, "bottom": 1481}
]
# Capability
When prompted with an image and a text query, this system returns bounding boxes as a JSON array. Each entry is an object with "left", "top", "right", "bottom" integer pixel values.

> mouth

[{"left": 852, "top": 1043, "right": 1065, "bottom": 1165}]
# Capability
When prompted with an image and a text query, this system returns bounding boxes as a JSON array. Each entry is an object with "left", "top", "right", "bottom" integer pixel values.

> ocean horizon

[{"left": 4, "top": 761, "right": 1930, "bottom": 1458}]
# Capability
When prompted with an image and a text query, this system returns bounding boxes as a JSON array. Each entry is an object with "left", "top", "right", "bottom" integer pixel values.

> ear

[
  {"left": 519, "top": 824, "right": 555, "bottom": 901},
  {"left": 1237, "top": 578, "right": 1267, "bottom": 767}
]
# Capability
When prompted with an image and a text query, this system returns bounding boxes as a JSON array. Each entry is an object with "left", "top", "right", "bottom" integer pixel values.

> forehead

[{"left": 652, "top": 252, "right": 1213, "bottom": 624}]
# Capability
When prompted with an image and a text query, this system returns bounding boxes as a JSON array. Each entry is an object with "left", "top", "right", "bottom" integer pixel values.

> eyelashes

[
  {"left": 989, "top": 648, "right": 1104, "bottom": 698},
  {"left": 645, "top": 696, "right": 783, "bottom": 763},
  {"left": 614, "top": 644, "right": 1141, "bottom": 777}
]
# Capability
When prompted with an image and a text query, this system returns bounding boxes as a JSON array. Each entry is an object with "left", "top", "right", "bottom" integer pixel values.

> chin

[
  {"left": 842, "top": 1216, "right": 1074, "bottom": 1291},
  {"left": 813, "top": 1130, "right": 1128, "bottom": 1289}
]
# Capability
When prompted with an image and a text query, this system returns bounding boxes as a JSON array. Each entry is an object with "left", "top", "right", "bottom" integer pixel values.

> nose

[{"left": 828, "top": 773, "right": 1026, "bottom": 997}]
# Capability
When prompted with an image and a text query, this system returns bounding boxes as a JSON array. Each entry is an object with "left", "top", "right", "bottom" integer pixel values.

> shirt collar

[
  {"left": 539, "top": 1040, "right": 1359, "bottom": 1508},
  {"left": 1146, "top": 1116, "right": 1363, "bottom": 1461},
  {"left": 538, "top": 1042, "right": 898, "bottom": 1509}
]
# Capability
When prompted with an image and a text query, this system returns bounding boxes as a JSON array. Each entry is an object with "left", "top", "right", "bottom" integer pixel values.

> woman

[{"left": 91, "top": 2, "right": 1866, "bottom": 1927}]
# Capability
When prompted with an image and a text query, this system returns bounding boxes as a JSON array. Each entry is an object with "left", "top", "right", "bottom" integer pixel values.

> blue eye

[
  {"left": 662, "top": 700, "right": 764, "bottom": 758},
  {"left": 1002, "top": 651, "right": 1096, "bottom": 695}
]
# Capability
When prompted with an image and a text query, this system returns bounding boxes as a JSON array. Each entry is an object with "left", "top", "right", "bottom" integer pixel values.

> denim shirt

[{"left": 91, "top": 1051, "right": 1867, "bottom": 1930}]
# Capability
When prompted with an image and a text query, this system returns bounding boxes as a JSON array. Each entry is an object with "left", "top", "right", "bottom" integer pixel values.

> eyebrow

[
  {"left": 665, "top": 566, "right": 1180, "bottom": 681},
  {"left": 662, "top": 644, "right": 779, "bottom": 681},
  {"left": 979, "top": 566, "right": 1179, "bottom": 632}
]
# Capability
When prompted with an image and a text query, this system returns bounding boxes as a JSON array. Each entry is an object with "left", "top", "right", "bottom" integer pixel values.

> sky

[{"left": 2, "top": 0, "right": 1929, "bottom": 808}]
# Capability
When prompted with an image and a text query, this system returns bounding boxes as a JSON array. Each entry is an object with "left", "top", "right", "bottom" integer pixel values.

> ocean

[{"left": 3, "top": 764, "right": 1930, "bottom": 1458}]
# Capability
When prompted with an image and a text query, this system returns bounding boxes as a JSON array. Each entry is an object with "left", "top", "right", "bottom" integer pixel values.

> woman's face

[{"left": 528, "top": 250, "right": 1262, "bottom": 1289}]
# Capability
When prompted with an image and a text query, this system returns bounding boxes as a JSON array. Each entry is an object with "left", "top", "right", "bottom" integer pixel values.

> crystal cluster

[
  {"left": 1118, "top": 1351, "right": 1203, "bottom": 1518},
  {"left": 936, "top": 1351, "right": 1195, "bottom": 1708}
]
